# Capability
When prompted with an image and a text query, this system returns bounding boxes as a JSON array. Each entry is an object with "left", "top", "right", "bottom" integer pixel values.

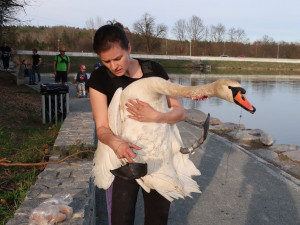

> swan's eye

[{"left": 240, "top": 92, "right": 245, "bottom": 100}]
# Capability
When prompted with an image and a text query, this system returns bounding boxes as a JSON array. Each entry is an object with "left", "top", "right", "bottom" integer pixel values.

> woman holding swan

[{"left": 87, "top": 22, "right": 186, "bottom": 225}]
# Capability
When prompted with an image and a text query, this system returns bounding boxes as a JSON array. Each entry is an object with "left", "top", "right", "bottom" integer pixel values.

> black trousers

[
  {"left": 2, "top": 57, "right": 9, "bottom": 69},
  {"left": 111, "top": 177, "right": 170, "bottom": 225},
  {"left": 55, "top": 71, "right": 68, "bottom": 83}
]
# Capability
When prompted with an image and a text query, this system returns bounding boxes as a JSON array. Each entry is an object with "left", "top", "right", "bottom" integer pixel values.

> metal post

[
  {"left": 60, "top": 94, "right": 63, "bottom": 122},
  {"left": 55, "top": 94, "right": 58, "bottom": 124},
  {"left": 66, "top": 93, "right": 69, "bottom": 113},
  {"left": 48, "top": 95, "right": 52, "bottom": 123},
  {"left": 42, "top": 95, "right": 46, "bottom": 124}
]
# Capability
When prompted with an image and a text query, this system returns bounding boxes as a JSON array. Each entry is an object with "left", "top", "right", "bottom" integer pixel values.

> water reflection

[{"left": 170, "top": 74, "right": 300, "bottom": 147}]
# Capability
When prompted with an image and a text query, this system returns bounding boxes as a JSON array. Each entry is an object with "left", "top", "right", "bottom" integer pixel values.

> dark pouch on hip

[{"left": 110, "top": 163, "right": 147, "bottom": 180}]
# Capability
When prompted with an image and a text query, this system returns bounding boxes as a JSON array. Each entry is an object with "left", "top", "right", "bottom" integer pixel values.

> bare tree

[
  {"left": 186, "top": 15, "right": 205, "bottom": 41},
  {"left": 172, "top": 19, "right": 187, "bottom": 54},
  {"left": 133, "top": 12, "right": 167, "bottom": 53},
  {"left": 227, "top": 27, "right": 248, "bottom": 43},
  {"left": 203, "top": 26, "right": 210, "bottom": 42},
  {"left": 172, "top": 19, "right": 187, "bottom": 42},
  {"left": 210, "top": 23, "right": 226, "bottom": 42},
  {"left": 260, "top": 35, "right": 275, "bottom": 43},
  {"left": 0, "top": 0, "right": 30, "bottom": 43},
  {"left": 85, "top": 18, "right": 95, "bottom": 30},
  {"left": 85, "top": 16, "right": 103, "bottom": 30}
]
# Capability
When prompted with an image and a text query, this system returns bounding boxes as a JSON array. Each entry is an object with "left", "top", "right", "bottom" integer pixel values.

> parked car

[
  {"left": 220, "top": 54, "right": 229, "bottom": 57},
  {"left": 238, "top": 55, "right": 246, "bottom": 58}
]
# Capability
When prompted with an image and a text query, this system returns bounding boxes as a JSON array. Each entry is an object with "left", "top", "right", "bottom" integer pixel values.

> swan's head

[
  {"left": 214, "top": 80, "right": 256, "bottom": 114},
  {"left": 228, "top": 85, "right": 256, "bottom": 114}
]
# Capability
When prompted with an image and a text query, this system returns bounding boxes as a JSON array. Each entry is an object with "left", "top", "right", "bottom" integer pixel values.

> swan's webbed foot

[
  {"left": 180, "top": 113, "right": 210, "bottom": 154},
  {"left": 110, "top": 163, "right": 147, "bottom": 180}
]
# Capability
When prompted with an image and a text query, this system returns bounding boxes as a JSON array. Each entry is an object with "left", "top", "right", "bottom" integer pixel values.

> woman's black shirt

[{"left": 86, "top": 59, "right": 169, "bottom": 106}]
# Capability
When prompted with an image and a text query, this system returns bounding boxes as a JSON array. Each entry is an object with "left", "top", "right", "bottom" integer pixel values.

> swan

[{"left": 93, "top": 77, "right": 256, "bottom": 201}]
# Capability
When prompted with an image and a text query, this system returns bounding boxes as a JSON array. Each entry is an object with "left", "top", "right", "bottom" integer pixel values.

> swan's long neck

[{"left": 150, "top": 78, "right": 233, "bottom": 103}]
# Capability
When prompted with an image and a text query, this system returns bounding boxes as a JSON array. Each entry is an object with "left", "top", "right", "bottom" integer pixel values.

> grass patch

[{"left": 0, "top": 71, "right": 61, "bottom": 224}]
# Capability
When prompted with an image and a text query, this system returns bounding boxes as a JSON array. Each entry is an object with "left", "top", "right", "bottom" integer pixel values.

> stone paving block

[
  {"left": 14, "top": 199, "right": 42, "bottom": 215},
  {"left": 25, "top": 186, "right": 43, "bottom": 200},
  {"left": 6, "top": 216, "right": 29, "bottom": 225},
  {"left": 37, "top": 170, "right": 58, "bottom": 179},
  {"left": 34, "top": 178, "right": 61, "bottom": 188},
  {"left": 44, "top": 163, "right": 65, "bottom": 170},
  {"left": 37, "top": 193, "right": 53, "bottom": 198},
  {"left": 71, "top": 181, "right": 90, "bottom": 189},
  {"left": 35, "top": 187, "right": 64, "bottom": 197},
  {"left": 73, "top": 175, "right": 91, "bottom": 183},
  {"left": 72, "top": 169, "right": 92, "bottom": 177},
  {"left": 57, "top": 178, "right": 76, "bottom": 187},
  {"left": 58, "top": 168, "right": 73, "bottom": 178},
  {"left": 55, "top": 188, "right": 89, "bottom": 198}
]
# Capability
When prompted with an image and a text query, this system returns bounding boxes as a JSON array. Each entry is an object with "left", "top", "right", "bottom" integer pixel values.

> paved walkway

[{"left": 8, "top": 72, "right": 300, "bottom": 225}]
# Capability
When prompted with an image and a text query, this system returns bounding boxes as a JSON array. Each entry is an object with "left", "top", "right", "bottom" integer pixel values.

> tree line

[{"left": 1, "top": 1, "right": 300, "bottom": 59}]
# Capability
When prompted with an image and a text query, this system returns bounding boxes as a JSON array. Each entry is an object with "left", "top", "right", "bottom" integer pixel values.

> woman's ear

[{"left": 128, "top": 43, "right": 132, "bottom": 53}]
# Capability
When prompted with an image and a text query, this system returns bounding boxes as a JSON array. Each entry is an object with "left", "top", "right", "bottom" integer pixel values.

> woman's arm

[{"left": 89, "top": 87, "right": 141, "bottom": 163}]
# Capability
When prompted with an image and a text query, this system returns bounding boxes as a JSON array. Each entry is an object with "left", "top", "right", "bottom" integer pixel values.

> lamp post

[
  {"left": 190, "top": 40, "right": 192, "bottom": 56},
  {"left": 166, "top": 38, "right": 168, "bottom": 55},
  {"left": 255, "top": 43, "right": 258, "bottom": 58},
  {"left": 57, "top": 39, "right": 60, "bottom": 51},
  {"left": 277, "top": 43, "right": 280, "bottom": 59}
]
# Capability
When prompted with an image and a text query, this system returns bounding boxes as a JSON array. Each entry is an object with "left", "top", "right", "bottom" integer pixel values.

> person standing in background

[
  {"left": 32, "top": 49, "right": 42, "bottom": 82},
  {"left": 0, "top": 42, "right": 12, "bottom": 71},
  {"left": 93, "top": 62, "right": 101, "bottom": 71},
  {"left": 74, "top": 65, "right": 88, "bottom": 97},
  {"left": 53, "top": 47, "right": 70, "bottom": 84}
]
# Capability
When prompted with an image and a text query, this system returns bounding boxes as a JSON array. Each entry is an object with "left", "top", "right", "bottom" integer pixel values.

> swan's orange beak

[{"left": 229, "top": 86, "right": 256, "bottom": 114}]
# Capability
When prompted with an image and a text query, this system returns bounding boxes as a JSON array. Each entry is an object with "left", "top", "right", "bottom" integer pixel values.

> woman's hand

[
  {"left": 126, "top": 99, "right": 161, "bottom": 122},
  {"left": 114, "top": 139, "right": 141, "bottom": 163}
]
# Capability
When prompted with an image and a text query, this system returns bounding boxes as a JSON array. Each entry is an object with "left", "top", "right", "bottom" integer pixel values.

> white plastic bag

[{"left": 29, "top": 194, "right": 73, "bottom": 225}]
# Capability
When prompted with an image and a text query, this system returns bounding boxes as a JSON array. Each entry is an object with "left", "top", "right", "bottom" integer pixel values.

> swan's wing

[
  {"left": 93, "top": 141, "right": 122, "bottom": 189},
  {"left": 108, "top": 87, "right": 123, "bottom": 135},
  {"left": 93, "top": 88, "right": 124, "bottom": 189}
]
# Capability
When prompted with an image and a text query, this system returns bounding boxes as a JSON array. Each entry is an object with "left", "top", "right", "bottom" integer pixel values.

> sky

[{"left": 17, "top": 0, "right": 300, "bottom": 43}]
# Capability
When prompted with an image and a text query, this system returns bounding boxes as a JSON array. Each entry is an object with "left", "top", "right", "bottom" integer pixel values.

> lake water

[{"left": 169, "top": 74, "right": 300, "bottom": 147}]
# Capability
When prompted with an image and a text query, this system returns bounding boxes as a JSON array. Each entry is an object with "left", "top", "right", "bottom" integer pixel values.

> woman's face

[{"left": 98, "top": 42, "right": 131, "bottom": 76}]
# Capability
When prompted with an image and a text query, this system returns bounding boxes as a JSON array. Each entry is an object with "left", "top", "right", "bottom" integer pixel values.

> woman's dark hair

[{"left": 93, "top": 22, "right": 129, "bottom": 54}]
